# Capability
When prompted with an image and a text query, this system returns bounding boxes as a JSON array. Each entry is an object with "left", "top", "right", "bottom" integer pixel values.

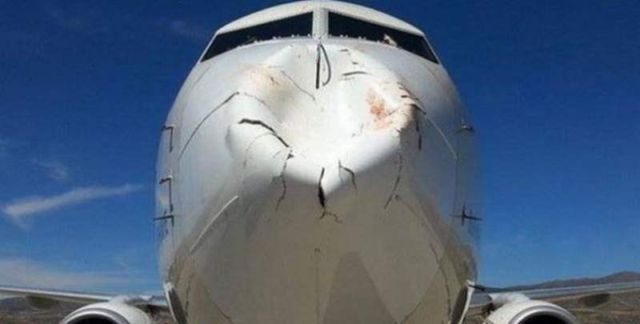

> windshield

[
  {"left": 328, "top": 12, "right": 438, "bottom": 64},
  {"left": 201, "top": 13, "right": 313, "bottom": 61}
]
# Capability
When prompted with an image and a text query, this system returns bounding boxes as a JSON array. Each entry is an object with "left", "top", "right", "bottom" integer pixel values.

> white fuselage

[{"left": 155, "top": 22, "right": 478, "bottom": 324}]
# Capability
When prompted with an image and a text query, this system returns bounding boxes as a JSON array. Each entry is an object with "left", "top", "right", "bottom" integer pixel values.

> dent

[{"left": 238, "top": 119, "right": 290, "bottom": 148}]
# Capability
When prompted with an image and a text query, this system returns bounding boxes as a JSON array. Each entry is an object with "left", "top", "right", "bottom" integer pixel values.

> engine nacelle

[
  {"left": 61, "top": 301, "right": 152, "bottom": 324},
  {"left": 485, "top": 300, "right": 578, "bottom": 324}
]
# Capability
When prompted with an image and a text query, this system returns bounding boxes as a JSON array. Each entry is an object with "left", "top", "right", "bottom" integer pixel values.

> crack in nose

[
  {"left": 238, "top": 118, "right": 290, "bottom": 148},
  {"left": 318, "top": 167, "right": 327, "bottom": 209}
]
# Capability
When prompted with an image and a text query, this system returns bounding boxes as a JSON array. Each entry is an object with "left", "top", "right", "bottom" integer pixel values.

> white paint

[{"left": 156, "top": 1, "right": 478, "bottom": 323}]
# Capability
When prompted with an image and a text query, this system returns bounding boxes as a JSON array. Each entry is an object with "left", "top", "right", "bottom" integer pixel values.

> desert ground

[{"left": 1, "top": 272, "right": 639, "bottom": 324}]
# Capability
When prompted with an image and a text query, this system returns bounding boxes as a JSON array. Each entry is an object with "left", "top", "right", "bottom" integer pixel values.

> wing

[
  {"left": 468, "top": 281, "right": 640, "bottom": 316},
  {"left": 0, "top": 285, "right": 168, "bottom": 310}
]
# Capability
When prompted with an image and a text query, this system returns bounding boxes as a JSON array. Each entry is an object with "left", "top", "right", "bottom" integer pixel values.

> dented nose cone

[
  {"left": 227, "top": 43, "right": 422, "bottom": 207},
  {"left": 186, "top": 43, "right": 456, "bottom": 324}
]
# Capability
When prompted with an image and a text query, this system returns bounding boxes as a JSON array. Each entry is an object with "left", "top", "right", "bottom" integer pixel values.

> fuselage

[{"left": 155, "top": 2, "right": 479, "bottom": 323}]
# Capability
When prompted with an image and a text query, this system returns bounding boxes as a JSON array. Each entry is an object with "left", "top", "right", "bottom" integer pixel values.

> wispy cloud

[
  {"left": 32, "top": 160, "right": 70, "bottom": 182},
  {"left": 0, "top": 138, "right": 12, "bottom": 158},
  {"left": 2, "top": 184, "right": 143, "bottom": 224},
  {"left": 43, "top": 3, "right": 111, "bottom": 35},
  {"left": 42, "top": 2, "right": 210, "bottom": 43},
  {"left": 165, "top": 19, "right": 210, "bottom": 43},
  {"left": 0, "top": 258, "right": 128, "bottom": 291},
  {"left": 113, "top": 246, "right": 152, "bottom": 273}
]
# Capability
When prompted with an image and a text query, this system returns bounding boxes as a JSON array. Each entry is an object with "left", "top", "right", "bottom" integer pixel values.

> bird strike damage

[
  {"left": 238, "top": 118, "right": 290, "bottom": 148},
  {"left": 414, "top": 119, "right": 423, "bottom": 151},
  {"left": 275, "top": 68, "right": 316, "bottom": 102},
  {"left": 317, "top": 167, "right": 340, "bottom": 223},
  {"left": 317, "top": 167, "right": 327, "bottom": 209},
  {"left": 157, "top": 20, "right": 475, "bottom": 323},
  {"left": 384, "top": 154, "right": 404, "bottom": 209},
  {"left": 367, "top": 90, "right": 394, "bottom": 130},
  {"left": 178, "top": 91, "right": 240, "bottom": 159},
  {"left": 338, "top": 161, "right": 358, "bottom": 190},
  {"left": 275, "top": 152, "right": 294, "bottom": 211}
]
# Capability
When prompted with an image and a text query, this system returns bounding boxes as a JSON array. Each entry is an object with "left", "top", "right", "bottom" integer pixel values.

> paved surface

[{"left": 1, "top": 291, "right": 639, "bottom": 323}]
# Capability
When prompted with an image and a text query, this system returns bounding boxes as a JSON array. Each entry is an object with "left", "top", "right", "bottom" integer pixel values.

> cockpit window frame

[
  {"left": 327, "top": 12, "right": 439, "bottom": 64},
  {"left": 200, "top": 12, "right": 314, "bottom": 62},
  {"left": 199, "top": 10, "right": 439, "bottom": 64}
]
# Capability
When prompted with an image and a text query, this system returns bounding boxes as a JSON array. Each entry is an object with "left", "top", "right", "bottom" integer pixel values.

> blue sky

[{"left": 0, "top": 0, "right": 638, "bottom": 293}]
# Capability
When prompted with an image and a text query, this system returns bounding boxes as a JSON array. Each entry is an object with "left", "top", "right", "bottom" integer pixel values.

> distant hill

[
  {"left": 0, "top": 298, "right": 31, "bottom": 312},
  {"left": 465, "top": 271, "right": 640, "bottom": 324},
  {"left": 0, "top": 296, "right": 172, "bottom": 324},
  {"left": 0, "top": 297, "right": 79, "bottom": 324},
  {"left": 505, "top": 271, "right": 640, "bottom": 291}
]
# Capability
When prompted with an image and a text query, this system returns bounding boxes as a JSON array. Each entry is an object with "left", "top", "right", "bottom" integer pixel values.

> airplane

[{"left": 1, "top": 1, "right": 639, "bottom": 324}]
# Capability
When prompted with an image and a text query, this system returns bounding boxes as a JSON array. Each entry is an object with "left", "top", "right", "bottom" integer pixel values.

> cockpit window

[
  {"left": 328, "top": 12, "right": 439, "bottom": 64},
  {"left": 201, "top": 13, "right": 313, "bottom": 62}
]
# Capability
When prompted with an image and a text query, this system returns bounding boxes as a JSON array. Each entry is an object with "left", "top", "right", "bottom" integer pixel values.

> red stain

[{"left": 367, "top": 90, "right": 392, "bottom": 129}]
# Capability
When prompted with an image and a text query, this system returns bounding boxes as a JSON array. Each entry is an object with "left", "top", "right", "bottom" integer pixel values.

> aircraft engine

[
  {"left": 60, "top": 301, "right": 152, "bottom": 324},
  {"left": 484, "top": 299, "right": 578, "bottom": 324}
]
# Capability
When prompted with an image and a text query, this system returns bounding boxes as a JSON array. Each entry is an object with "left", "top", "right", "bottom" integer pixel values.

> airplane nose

[
  {"left": 190, "top": 43, "right": 460, "bottom": 323},
  {"left": 226, "top": 43, "right": 424, "bottom": 210}
]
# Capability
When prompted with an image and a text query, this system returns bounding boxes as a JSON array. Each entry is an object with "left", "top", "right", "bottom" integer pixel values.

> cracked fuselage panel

[{"left": 156, "top": 30, "right": 478, "bottom": 324}]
